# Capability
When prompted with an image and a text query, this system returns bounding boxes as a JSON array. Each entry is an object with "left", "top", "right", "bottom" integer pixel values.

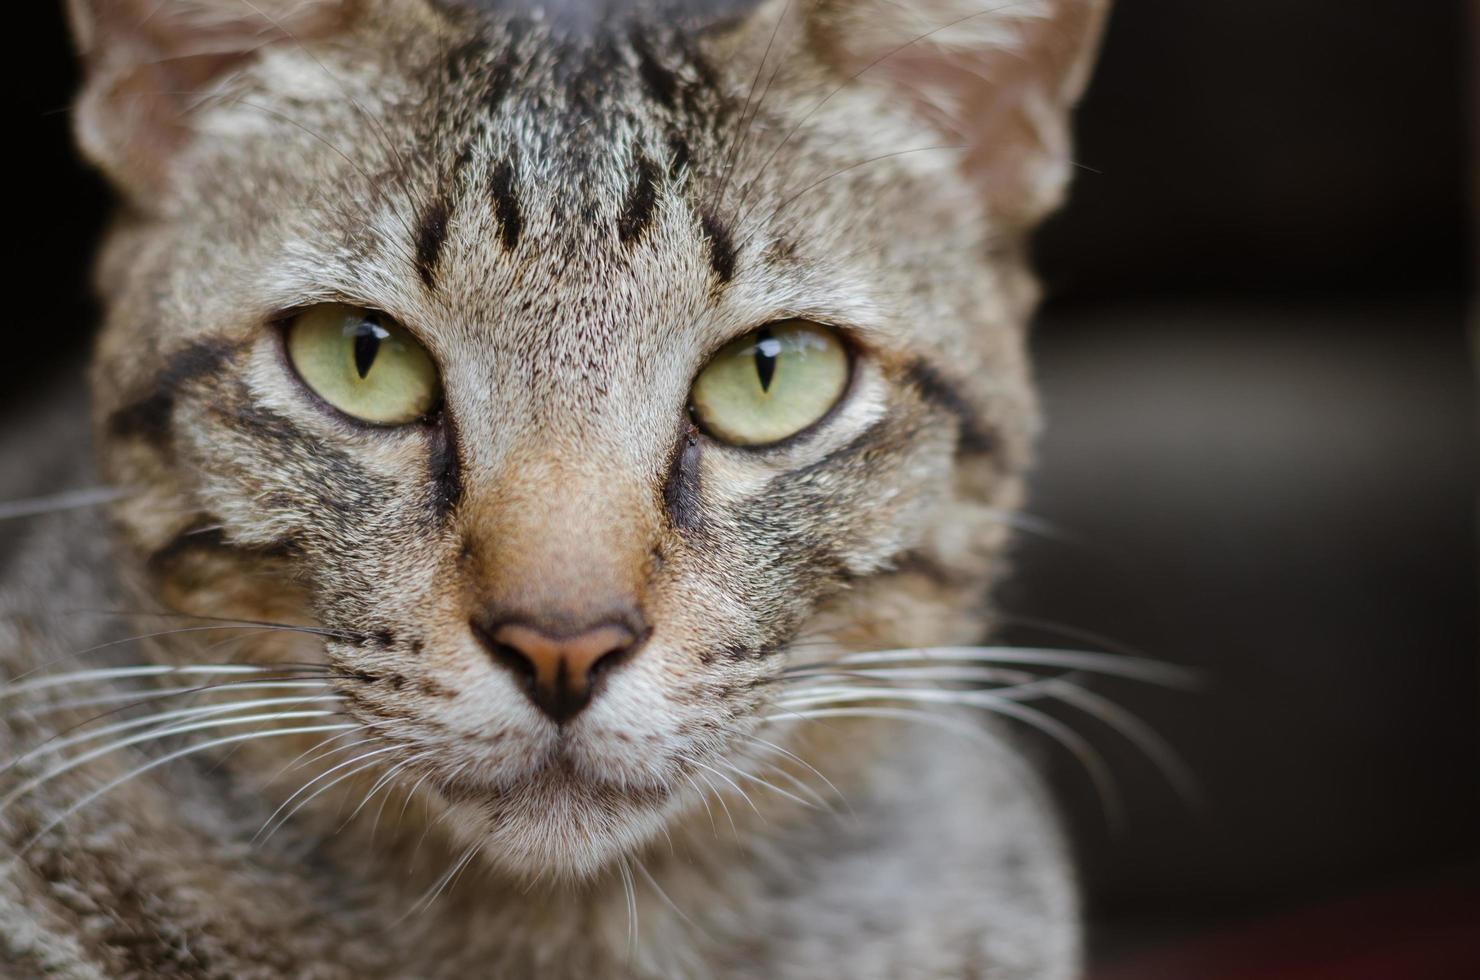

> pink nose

[{"left": 475, "top": 619, "right": 640, "bottom": 723}]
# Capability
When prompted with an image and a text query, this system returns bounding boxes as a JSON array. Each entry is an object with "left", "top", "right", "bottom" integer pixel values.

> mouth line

[{"left": 434, "top": 751, "right": 677, "bottom": 808}]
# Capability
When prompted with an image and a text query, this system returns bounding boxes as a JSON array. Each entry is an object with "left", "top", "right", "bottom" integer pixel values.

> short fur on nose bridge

[{"left": 478, "top": 620, "right": 639, "bottom": 723}]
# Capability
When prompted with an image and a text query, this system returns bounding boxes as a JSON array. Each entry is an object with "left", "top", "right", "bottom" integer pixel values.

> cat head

[{"left": 68, "top": 0, "right": 1105, "bottom": 877}]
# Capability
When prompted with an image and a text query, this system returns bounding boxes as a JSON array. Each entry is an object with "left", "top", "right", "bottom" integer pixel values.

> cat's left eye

[
  {"left": 690, "top": 320, "right": 851, "bottom": 447},
  {"left": 285, "top": 304, "right": 440, "bottom": 425}
]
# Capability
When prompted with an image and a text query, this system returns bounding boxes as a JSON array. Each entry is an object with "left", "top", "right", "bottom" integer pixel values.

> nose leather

[{"left": 477, "top": 620, "right": 639, "bottom": 723}]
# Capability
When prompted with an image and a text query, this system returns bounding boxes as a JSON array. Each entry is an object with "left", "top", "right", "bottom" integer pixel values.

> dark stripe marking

[
  {"left": 782, "top": 415, "right": 896, "bottom": 483},
  {"left": 427, "top": 409, "right": 463, "bottom": 522},
  {"left": 146, "top": 523, "right": 297, "bottom": 575},
  {"left": 108, "top": 340, "right": 239, "bottom": 445},
  {"left": 667, "top": 133, "right": 692, "bottom": 180},
  {"left": 445, "top": 39, "right": 487, "bottom": 86},
  {"left": 489, "top": 160, "right": 523, "bottom": 250},
  {"left": 891, "top": 550, "right": 974, "bottom": 588},
  {"left": 617, "top": 154, "right": 661, "bottom": 245},
  {"left": 663, "top": 423, "right": 703, "bottom": 531},
  {"left": 630, "top": 32, "right": 678, "bottom": 107},
  {"left": 699, "top": 208, "right": 736, "bottom": 282},
  {"left": 903, "top": 358, "right": 997, "bottom": 455},
  {"left": 414, "top": 198, "right": 451, "bottom": 289}
]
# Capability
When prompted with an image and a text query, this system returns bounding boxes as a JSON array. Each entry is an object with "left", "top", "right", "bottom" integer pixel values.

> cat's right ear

[{"left": 65, "top": 0, "right": 350, "bottom": 206}]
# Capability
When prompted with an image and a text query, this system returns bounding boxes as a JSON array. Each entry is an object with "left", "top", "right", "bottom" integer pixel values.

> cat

[{"left": 0, "top": 0, "right": 1109, "bottom": 976}]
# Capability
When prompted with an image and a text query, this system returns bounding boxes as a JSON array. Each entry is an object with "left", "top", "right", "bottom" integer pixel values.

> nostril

[
  {"left": 586, "top": 641, "right": 634, "bottom": 687},
  {"left": 482, "top": 636, "right": 538, "bottom": 691},
  {"left": 471, "top": 616, "right": 644, "bottom": 723}
]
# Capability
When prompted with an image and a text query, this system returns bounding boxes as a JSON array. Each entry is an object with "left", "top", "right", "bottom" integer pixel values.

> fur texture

[{"left": 2, "top": 1, "right": 1106, "bottom": 975}]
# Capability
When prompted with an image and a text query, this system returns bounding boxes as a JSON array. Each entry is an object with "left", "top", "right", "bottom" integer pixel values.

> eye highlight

[
  {"left": 690, "top": 320, "right": 850, "bottom": 447},
  {"left": 285, "top": 304, "right": 440, "bottom": 425}
]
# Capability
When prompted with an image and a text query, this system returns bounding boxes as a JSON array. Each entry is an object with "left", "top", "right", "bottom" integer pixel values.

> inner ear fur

[
  {"left": 66, "top": 0, "right": 352, "bottom": 205},
  {"left": 802, "top": 0, "right": 1110, "bottom": 229}
]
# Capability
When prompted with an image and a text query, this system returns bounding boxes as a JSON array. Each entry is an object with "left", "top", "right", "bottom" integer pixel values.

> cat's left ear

[
  {"left": 65, "top": 0, "right": 351, "bottom": 205},
  {"left": 801, "top": 0, "right": 1110, "bottom": 230}
]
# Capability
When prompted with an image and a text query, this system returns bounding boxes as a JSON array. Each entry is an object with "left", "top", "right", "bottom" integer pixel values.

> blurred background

[
  {"left": 1018, "top": 1, "right": 1479, "bottom": 975},
  {"left": 9, "top": 0, "right": 1478, "bottom": 975}
]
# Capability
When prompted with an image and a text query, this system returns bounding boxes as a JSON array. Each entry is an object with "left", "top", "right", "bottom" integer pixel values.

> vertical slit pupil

[
  {"left": 754, "top": 327, "right": 778, "bottom": 392},
  {"left": 353, "top": 321, "right": 383, "bottom": 379}
]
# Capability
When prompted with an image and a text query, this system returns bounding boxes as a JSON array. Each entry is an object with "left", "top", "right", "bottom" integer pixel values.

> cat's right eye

[{"left": 285, "top": 304, "right": 441, "bottom": 425}]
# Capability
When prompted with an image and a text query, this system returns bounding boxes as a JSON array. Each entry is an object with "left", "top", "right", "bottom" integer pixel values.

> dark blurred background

[
  {"left": 10, "top": 0, "right": 1478, "bottom": 974},
  {"left": 1017, "top": 0, "right": 1478, "bottom": 974}
]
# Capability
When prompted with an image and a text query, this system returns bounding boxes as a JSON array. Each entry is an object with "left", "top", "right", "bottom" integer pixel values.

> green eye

[
  {"left": 690, "top": 320, "right": 850, "bottom": 446},
  {"left": 285, "top": 304, "right": 440, "bottom": 425}
]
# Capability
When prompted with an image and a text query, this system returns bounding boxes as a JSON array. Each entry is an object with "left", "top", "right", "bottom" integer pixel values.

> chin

[{"left": 433, "top": 754, "right": 683, "bottom": 881}]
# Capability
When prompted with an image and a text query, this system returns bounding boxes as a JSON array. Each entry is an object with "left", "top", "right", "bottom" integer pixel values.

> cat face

[{"left": 72, "top": 0, "right": 1104, "bottom": 876}]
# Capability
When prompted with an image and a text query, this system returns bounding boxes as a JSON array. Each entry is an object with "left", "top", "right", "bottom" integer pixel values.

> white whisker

[
  {"left": 254, "top": 744, "right": 399, "bottom": 844},
  {"left": 634, "top": 859, "right": 695, "bottom": 928},
  {"left": 17, "top": 723, "right": 356, "bottom": 852},
  {"left": 720, "top": 759, "right": 818, "bottom": 811},
  {"left": 0, "top": 486, "right": 129, "bottom": 522},
  {"left": 693, "top": 770, "right": 738, "bottom": 837},
  {"left": 766, "top": 694, "right": 1122, "bottom": 828},
  {"left": 733, "top": 731, "right": 848, "bottom": 811},
  {"left": 688, "top": 759, "right": 763, "bottom": 820},
  {"left": 341, "top": 753, "right": 427, "bottom": 833},
  {"left": 1038, "top": 679, "right": 1201, "bottom": 807},
  {"left": 1, "top": 664, "right": 279, "bottom": 701},
  {"left": 2, "top": 710, "right": 344, "bottom": 811},
  {"left": 800, "top": 647, "right": 1198, "bottom": 687},
  {"left": 20, "top": 679, "right": 334, "bottom": 716},
  {"left": 4, "top": 694, "right": 344, "bottom": 774},
  {"left": 618, "top": 855, "right": 639, "bottom": 960},
  {"left": 404, "top": 842, "right": 479, "bottom": 919}
]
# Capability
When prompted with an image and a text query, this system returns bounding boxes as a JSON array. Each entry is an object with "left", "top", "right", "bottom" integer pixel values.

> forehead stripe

[
  {"left": 489, "top": 160, "right": 523, "bottom": 251},
  {"left": 698, "top": 208, "right": 736, "bottom": 283},
  {"left": 414, "top": 198, "right": 451, "bottom": 290},
  {"left": 617, "top": 154, "right": 661, "bottom": 245},
  {"left": 629, "top": 31, "right": 679, "bottom": 108}
]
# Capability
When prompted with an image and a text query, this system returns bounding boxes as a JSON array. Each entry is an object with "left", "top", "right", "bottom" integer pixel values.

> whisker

[
  {"left": 340, "top": 753, "right": 428, "bottom": 834},
  {"left": 775, "top": 664, "right": 1035, "bottom": 687},
  {"left": 254, "top": 744, "right": 400, "bottom": 844},
  {"left": 719, "top": 758, "right": 818, "bottom": 811},
  {"left": 395, "top": 768, "right": 438, "bottom": 843},
  {"left": 732, "top": 731, "right": 847, "bottom": 812},
  {"left": 58, "top": 608, "right": 357, "bottom": 643},
  {"left": 403, "top": 842, "right": 479, "bottom": 920},
  {"left": 708, "top": 0, "right": 792, "bottom": 213},
  {"left": 263, "top": 726, "right": 370, "bottom": 788},
  {"left": 634, "top": 859, "right": 696, "bottom": 929},
  {"left": 16, "top": 723, "right": 356, "bottom": 853},
  {"left": 693, "top": 770, "right": 738, "bottom": 837},
  {"left": 1037, "top": 679, "right": 1202, "bottom": 807},
  {"left": 2, "top": 664, "right": 285, "bottom": 701},
  {"left": 688, "top": 759, "right": 763, "bottom": 820},
  {"left": 3, "top": 694, "right": 344, "bottom": 775},
  {"left": 618, "top": 855, "right": 639, "bottom": 961},
  {"left": 789, "top": 647, "right": 1199, "bottom": 688},
  {"left": 0, "top": 486, "right": 129, "bottom": 522},
  {"left": 1, "top": 710, "right": 344, "bottom": 811},
  {"left": 8, "top": 624, "right": 347, "bottom": 685},
  {"left": 769, "top": 689, "right": 1122, "bottom": 828},
  {"left": 680, "top": 772, "right": 720, "bottom": 838},
  {"left": 15, "top": 677, "right": 333, "bottom": 718}
]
